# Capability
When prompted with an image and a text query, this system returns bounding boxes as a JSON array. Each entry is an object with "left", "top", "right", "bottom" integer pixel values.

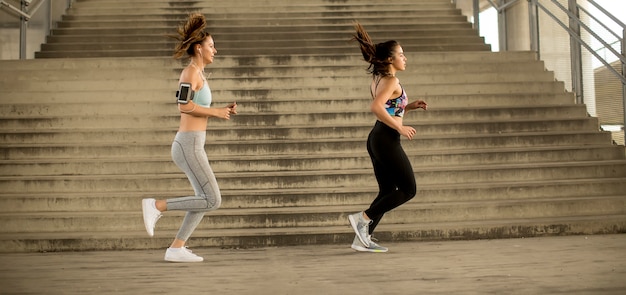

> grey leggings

[{"left": 168, "top": 131, "right": 222, "bottom": 241}]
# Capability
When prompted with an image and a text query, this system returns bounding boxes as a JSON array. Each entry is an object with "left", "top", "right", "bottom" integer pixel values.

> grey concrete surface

[{"left": 0, "top": 234, "right": 624, "bottom": 295}]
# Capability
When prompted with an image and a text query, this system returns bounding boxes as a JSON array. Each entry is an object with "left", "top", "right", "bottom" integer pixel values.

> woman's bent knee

[{"left": 204, "top": 194, "right": 221, "bottom": 211}]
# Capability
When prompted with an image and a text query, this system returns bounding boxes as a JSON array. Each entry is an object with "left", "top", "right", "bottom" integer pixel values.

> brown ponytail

[
  {"left": 169, "top": 12, "right": 211, "bottom": 59},
  {"left": 351, "top": 22, "right": 399, "bottom": 77}
]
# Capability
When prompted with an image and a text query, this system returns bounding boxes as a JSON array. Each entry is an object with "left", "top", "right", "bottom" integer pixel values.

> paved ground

[{"left": 0, "top": 234, "right": 624, "bottom": 295}]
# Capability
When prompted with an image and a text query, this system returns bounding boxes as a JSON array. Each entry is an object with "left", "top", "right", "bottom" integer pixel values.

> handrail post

[
  {"left": 473, "top": 0, "right": 480, "bottom": 31},
  {"left": 622, "top": 29, "right": 626, "bottom": 136},
  {"left": 568, "top": 0, "right": 584, "bottom": 104},
  {"left": 19, "top": 0, "right": 27, "bottom": 59},
  {"left": 498, "top": 0, "right": 507, "bottom": 51},
  {"left": 528, "top": 0, "right": 540, "bottom": 57}
]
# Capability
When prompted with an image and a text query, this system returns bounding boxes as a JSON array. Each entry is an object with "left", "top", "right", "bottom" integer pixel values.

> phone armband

[{"left": 176, "top": 83, "right": 194, "bottom": 104}]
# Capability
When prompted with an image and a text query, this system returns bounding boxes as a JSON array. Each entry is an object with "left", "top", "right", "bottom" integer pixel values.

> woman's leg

[
  {"left": 365, "top": 133, "right": 397, "bottom": 234},
  {"left": 168, "top": 131, "right": 222, "bottom": 246},
  {"left": 364, "top": 121, "right": 416, "bottom": 234}
]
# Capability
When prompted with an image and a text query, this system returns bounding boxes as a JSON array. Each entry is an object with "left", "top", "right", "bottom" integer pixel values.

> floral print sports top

[
  {"left": 384, "top": 87, "right": 407, "bottom": 117},
  {"left": 371, "top": 77, "right": 408, "bottom": 118}
]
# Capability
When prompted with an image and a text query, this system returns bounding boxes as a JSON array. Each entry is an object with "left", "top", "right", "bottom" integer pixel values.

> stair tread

[
  {"left": 1, "top": 177, "right": 625, "bottom": 198},
  {"left": 0, "top": 118, "right": 600, "bottom": 133},
  {"left": 0, "top": 144, "right": 617, "bottom": 162},
  {"left": 2, "top": 214, "right": 624, "bottom": 240},
  {"left": 0, "top": 129, "right": 614, "bottom": 144},
  {"left": 2, "top": 194, "right": 624, "bottom": 216},
  {"left": 1, "top": 159, "right": 625, "bottom": 180}
]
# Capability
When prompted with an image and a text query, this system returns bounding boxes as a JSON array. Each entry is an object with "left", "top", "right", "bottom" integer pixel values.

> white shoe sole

[
  {"left": 142, "top": 199, "right": 156, "bottom": 237},
  {"left": 164, "top": 257, "right": 204, "bottom": 263},
  {"left": 351, "top": 243, "right": 388, "bottom": 253},
  {"left": 164, "top": 248, "right": 204, "bottom": 262}
]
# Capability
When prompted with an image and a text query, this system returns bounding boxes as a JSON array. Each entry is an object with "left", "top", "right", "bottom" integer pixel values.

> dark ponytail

[{"left": 352, "top": 22, "right": 399, "bottom": 77}]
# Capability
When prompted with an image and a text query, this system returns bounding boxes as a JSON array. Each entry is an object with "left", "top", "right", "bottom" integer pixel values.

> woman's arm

[
  {"left": 178, "top": 101, "right": 235, "bottom": 120},
  {"left": 406, "top": 100, "right": 428, "bottom": 111},
  {"left": 176, "top": 67, "right": 237, "bottom": 119}
]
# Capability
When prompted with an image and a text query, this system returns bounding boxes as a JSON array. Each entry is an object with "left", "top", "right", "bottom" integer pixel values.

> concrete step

[
  {"left": 41, "top": 32, "right": 486, "bottom": 54},
  {"left": 0, "top": 119, "right": 602, "bottom": 144},
  {"left": 56, "top": 14, "right": 467, "bottom": 29},
  {"left": 2, "top": 195, "right": 624, "bottom": 234},
  {"left": 2, "top": 178, "right": 624, "bottom": 213},
  {"left": 45, "top": 19, "right": 477, "bottom": 33},
  {"left": 0, "top": 131, "right": 614, "bottom": 160},
  {"left": 69, "top": 0, "right": 452, "bottom": 9},
  {"left": 0, "top": 52, "right": 541, "bottom": 70},
  {"left": 44, "top": 28, "right": 477, "bottom": 44},
  {"left": 0, "top": 82, "right": 565, "bottom": 101},
  {"left": 0, "top": 93, "right": 575, "bottom": 111},
  {"left": 70, "top": 2, "right": 452, "bottom": 10},
  {"left": 3, "top": 145, "right": 624, "bottom": 176},
  {"left": 66, "top": 3, "right": 455, "bottom": 14},
  {"left": 34, "top": 44, "right": 491, "bottom": 58},
  {"left": 1, "top": 214, "right": 623, "bottom": 252},
  {"left": 1, "top": 64, "right": 551, "bottom": 86},
  {"left": 0, "top": 71, "right": 558, "bottom": 91},
  {"left": 3, "top": 62, "right": 548, "bottom": 82},
  {"left": 0, "top": 105, "right": 590, "bottom": 129},
  {"left": 2, "top": 161, "right": 625, "bottom": 194},
  {"left": 45, "top": 23, "right": 475, "bottom": 37}
]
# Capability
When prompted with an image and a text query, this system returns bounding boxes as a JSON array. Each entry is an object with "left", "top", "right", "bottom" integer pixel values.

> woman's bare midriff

[{"left": 178, "top": 113, "right": 208, "bottom": 131}]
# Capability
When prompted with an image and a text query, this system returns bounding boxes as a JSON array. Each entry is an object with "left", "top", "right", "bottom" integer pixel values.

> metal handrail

[
  {"left": 0, "top": 0, "right": 73, "bottom": 59},
  {"left": 471, "top": 0, "right": 626, "bottom": 137},
  {"left": 0, "top": 0, "right": 31, "bottom": 19},
  {"left": 578, "top": 5, "right": 621, "bottom": 41},
  {"left": 587, "top": 0, "right": 626, "bottom": 29},
  {"left": 530, "top": 0, "right": 626, "bottom": 132},
  {"left": 486, "top": 0, "right": 520, "bottom": 12},
  {"left": 1, "top": 0, "right": 45, "bottom": 59},
  {"left": 547, "top": 0, "right": 625, "bottom": 65},
  {"left": 532, "top": 1, "right": 625, "bottom": 85}
]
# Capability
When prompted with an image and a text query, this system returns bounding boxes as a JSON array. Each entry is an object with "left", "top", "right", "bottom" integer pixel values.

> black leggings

[{"left": 364, "top": 120, "right": 417, "bottom": 234}]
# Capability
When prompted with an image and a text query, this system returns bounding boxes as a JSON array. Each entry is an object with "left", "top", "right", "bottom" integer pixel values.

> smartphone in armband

[{"left": 176, "top": 83, "right": 194, "bottom": 104}]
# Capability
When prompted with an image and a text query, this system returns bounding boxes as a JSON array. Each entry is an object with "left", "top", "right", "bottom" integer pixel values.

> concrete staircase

[{"left": 0, "top": 0, "right": 625, "bottom": 253}]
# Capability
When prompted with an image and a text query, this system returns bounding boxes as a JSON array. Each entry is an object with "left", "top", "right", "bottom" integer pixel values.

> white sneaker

[
  {"left": 142, "top": 198, "right": 161, "bottom": 237},
  {"left": 351, "top": 235, "right": 388, "bottom": 253},
  {"left": 348, "top": 212, "right": 370, "bottom": 247},
  {"left": 164, "top": 247, "right": 204, "bottom": 262}
]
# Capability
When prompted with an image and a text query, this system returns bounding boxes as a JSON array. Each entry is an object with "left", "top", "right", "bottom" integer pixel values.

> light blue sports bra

[{"left": 193, "top": 81, "right": 212, "bottom": 107}]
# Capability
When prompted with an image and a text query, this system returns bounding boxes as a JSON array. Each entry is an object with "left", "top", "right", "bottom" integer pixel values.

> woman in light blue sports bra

[
  {"left": 141, "top": 12, "right": 237, "bottom": 263},
  {"left": 347, "top": 22, "right": 428, "bottom": 253}
]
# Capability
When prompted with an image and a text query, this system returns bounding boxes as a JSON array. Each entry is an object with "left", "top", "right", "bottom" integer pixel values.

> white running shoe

[
  {"left": 164, "top": 247, "right": 204, "bottom": 262},
  {"left": 141, "top": 198, "right": 161, "bottom": 237},
  {"left": 351, "top": 235, "right": 388, "bottom": 253},
  {"left": 348, "top": 212, "right": 370, "bottom": 247}
]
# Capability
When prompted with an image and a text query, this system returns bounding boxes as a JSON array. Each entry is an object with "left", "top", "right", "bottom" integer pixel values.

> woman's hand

[
  {"left": 398, "top": 125, "right": 416, "bottom": 140},
  {"left": 409, "top": 100, "right": 428, "bottom": 110},
  {"left": 226, "top": 102, "right": 237, "bottom": 115},
  {"left": 216, "top": 102, "right": 238, "bottom": 120},
  {"left": 216, "top": 107, "right": 233, "bottom": 120}
]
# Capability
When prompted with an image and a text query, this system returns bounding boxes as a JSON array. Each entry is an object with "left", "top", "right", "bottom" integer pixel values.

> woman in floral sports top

[{"left": 348, "top": 22, "right": 428, "bottom": 253}]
